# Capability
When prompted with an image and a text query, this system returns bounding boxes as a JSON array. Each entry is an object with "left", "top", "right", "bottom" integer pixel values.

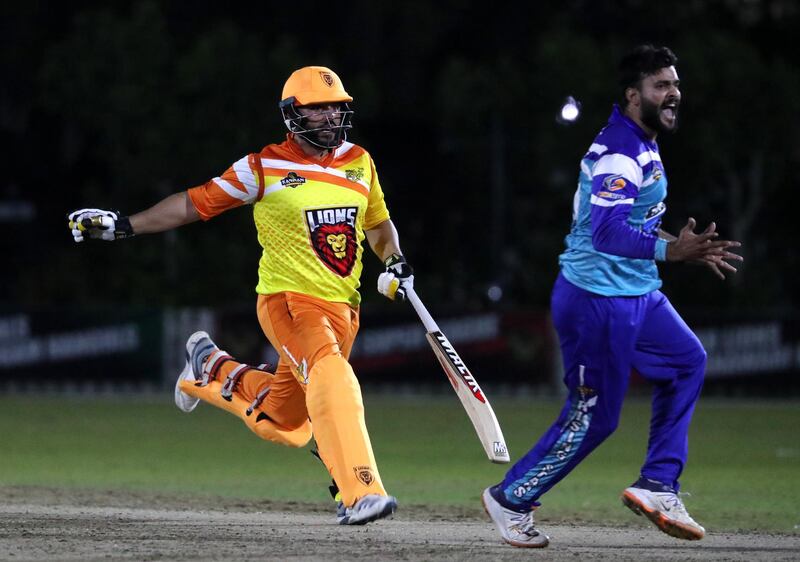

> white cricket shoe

[
  {"left": 174, "top": 331, "right": 219, "bottom": 413},
  {"left": 482, "top": 487, "right": 549, "bottom": 548},
  {"left": 622, "top": 486, "right": 705, "bottom": 540},
  {"left": 337, "top": 494, "right": 397, "bottom": 525}
]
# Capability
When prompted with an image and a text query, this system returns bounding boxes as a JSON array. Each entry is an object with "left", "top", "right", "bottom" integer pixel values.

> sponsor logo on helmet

[
  {"left": 320, "top": 71, "right": 335, "bottom": 87},
  {"left": 345, "top": 168, "right": 364, "bottom": 183},
  {"left": 281, "top": 172, "right": 307, "bottom": 188},
  {"left": 603, "top": 174, "right": 627, "bottom": 191},
  {"left": 354, "top": 466, "right": 374, "bottom": 486},
  {"left": 305, "top": 207, "right": 358, "bottom": 277},
  {"left": 652, "top": 167, "right": 663, "bottom": 181}
]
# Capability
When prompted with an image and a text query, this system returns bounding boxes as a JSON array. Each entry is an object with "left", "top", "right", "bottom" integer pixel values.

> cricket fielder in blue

[{"left": 483, "top": 45, "right": 743, "bottom": 548}]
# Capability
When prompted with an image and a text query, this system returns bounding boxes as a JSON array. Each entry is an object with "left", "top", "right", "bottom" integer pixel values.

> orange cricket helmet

[
  {"left": 279, "top": 66, "right": 354, "bottom": 149},
  {"left": 281, "top": 66, "right": 353, "bottom": 106}
]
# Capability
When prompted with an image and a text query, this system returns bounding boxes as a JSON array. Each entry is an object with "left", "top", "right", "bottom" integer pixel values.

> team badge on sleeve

[
  {"left": 305, "top": 207, "right": 358, "bottom": 277},
  {"left": 603, "top": 174, "right": 628, "bottom": 191}
]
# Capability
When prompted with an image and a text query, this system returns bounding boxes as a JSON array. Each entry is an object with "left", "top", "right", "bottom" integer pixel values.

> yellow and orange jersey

[{"left": 188, "top": 135, "right": 390, "bottom": 307}]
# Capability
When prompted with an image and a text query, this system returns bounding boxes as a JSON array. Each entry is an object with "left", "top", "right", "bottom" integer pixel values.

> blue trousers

[{"left": 498, "top": 273, "right": 706, "bottom": 509}]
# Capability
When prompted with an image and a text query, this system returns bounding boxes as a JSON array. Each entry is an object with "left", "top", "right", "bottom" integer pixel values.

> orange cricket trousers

[{"left": 201, "top": 291, "right": 388, "bottom": 507}]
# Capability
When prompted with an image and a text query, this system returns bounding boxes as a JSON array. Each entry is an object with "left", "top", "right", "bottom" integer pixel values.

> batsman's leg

[
  {"left": 176, "top": 331, "right": 312, "bottom": 447},
  {"left": 258, "top": 293, "right": 395, "bottom": 523}
]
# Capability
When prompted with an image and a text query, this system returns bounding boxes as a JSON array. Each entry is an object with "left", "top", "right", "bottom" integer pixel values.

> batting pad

[
  {"left": 179, "top": 379, "right": 312, "bottom": 447},
  {"left": 306, "top": 354, "right": 387, "bottom": 506}
]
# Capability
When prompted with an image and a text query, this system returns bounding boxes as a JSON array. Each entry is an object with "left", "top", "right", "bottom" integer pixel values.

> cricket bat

[{"left": 405, "top": 286, "right": 510, "bottom": 463}]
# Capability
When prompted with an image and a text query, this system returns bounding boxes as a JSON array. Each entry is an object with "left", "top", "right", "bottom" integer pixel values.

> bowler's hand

[{"left": 668, "top": 218, "right": 743, "bottom": 279}]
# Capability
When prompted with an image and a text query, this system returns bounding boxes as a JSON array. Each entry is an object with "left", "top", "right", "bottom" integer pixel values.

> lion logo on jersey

[
  {"left": 305, "top": 207, "right": 358, "bottom": 277},
  {"left": 326, "top": 233, "right": 347, "bottom": 258}
]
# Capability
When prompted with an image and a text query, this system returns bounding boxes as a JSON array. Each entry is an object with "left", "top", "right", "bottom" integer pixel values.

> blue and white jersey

[{"left": 559, "top": 105, "right": 669, "bottom": 296}]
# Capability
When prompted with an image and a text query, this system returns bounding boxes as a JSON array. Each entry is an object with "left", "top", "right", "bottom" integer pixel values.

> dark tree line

[{"left": 3, "top": 0, "right": 798, "bottom": 315}]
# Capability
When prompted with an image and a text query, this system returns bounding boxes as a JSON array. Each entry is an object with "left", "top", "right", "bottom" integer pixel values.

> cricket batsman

[
  {"left": 482, "top": 45, "right": 743, "bottom": 547},
  {"left": 68, "top": 66, "right": 415, "bottom": 525}
]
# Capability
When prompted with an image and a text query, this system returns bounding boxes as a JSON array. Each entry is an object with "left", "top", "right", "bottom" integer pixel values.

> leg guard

[
  {"left": 179, "top": 379, "right": 312, "bottom": 448},
  {"left": 306, "top": 354, "right": 386, "bottom": 506}
]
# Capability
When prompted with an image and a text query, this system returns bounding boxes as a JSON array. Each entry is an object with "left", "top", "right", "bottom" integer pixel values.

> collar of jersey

[
  {"left": 609, "top": 104, "right": 659, "bottom": 150},
  {"left": 284, "top": 134, "right": 337, "bottom": 168}
]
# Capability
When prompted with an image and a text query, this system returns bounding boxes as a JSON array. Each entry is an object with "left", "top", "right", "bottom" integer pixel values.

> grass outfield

[{"left": 1, "top": 393, "right": 798, "bottom": 533}]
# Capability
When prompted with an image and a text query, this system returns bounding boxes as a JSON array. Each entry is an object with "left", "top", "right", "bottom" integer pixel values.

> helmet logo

[{"left": 319, "top": 71, "right": 335, "bottom": 87}]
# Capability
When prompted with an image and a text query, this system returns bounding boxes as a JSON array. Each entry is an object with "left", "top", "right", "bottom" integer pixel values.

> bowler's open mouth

[{"left": 661, "top": 101, "right": 679, "bottom": 121}]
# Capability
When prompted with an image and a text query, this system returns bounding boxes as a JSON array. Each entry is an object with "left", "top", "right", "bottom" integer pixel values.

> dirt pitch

[{"left": 1, "top": 486, "right": 797, "bottom": 561}]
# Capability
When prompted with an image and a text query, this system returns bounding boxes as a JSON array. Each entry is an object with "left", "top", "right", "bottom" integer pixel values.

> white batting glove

[
  {"left": 377, "top": 254, "right": 414, "bottom": 301},
  {"left": 67, "top": 208, "right": 133, "bottom": 242}
]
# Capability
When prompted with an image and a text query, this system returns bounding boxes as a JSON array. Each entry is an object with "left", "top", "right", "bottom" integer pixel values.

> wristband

[
  {"left": 654, "top": 238, "right": 668, "bottom": 262},
  {"left": 115, "top": 216, "right": 135, "bottom": 239},
  {"left": 384, "top": 253, "right": 405, "bottom": 267}
]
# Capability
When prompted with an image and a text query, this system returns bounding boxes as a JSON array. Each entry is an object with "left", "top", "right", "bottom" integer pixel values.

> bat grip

[
  {"left": 405, "top": 286, "right": 440, "bottom": 333},
  {"left": 81, "top": 217, "right": 104, "bottom": 228}
]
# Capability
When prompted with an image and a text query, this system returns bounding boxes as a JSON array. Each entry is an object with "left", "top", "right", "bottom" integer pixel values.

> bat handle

[
  {"left": 81, "top": 217, "right": 104, "bottom": 228},
  {"left": 405, "top": 286, "right": 440, "bottom": 333}
]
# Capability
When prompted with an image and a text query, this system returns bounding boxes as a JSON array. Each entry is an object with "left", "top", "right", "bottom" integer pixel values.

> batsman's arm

[
  {"left": 69, "top": 191, "right": 201, "bottom": 242},
  {"left": 367, "top": 220, "right": 415, "bottom": 301},
  {"left": 365, "top": 219, "right": 402, "bottom": 261},
  {"left": 129, "top": 191, "right": 200, "bottom": 234}
]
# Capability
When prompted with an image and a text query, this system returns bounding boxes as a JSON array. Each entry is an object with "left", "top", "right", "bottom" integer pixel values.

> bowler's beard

[{"left": 640, "top": 97, "right": 678, "bottom": 135}]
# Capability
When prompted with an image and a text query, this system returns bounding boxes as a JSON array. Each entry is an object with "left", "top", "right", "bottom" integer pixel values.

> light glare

[
  {"left": 561, "top": 103, "right": 579, "bottom": 121},
  {"left": 557, "top": 95, "right": 581, "bottom": 124}
]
